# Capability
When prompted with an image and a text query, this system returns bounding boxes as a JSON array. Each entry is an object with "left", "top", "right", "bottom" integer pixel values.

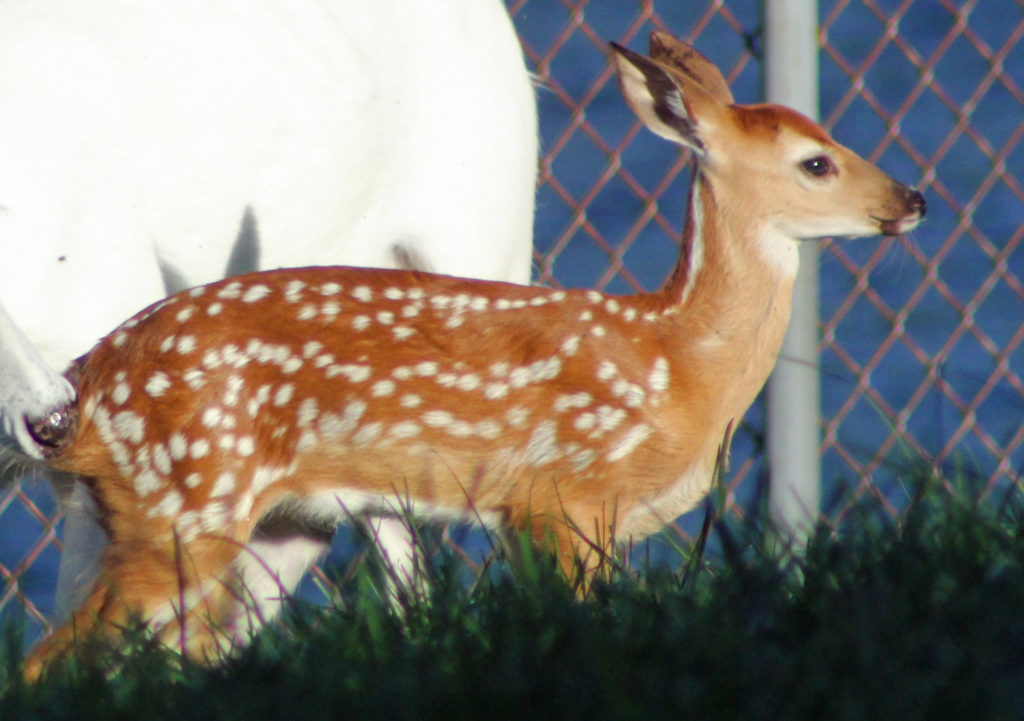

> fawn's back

[{"left": 56, "top": 267, "right": 713, "bottom": 551}]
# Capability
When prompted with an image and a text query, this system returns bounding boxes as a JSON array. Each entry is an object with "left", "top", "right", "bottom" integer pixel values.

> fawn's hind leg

[{"left": 24, "top": 533, "right": 247, "bottom": 680}]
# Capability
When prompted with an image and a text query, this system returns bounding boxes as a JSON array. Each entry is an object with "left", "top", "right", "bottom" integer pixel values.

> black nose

[
  {"left": 26, "top": 404, "right": 78, "bottom": 456},
  {"left": 907, "top": 188, "right": 926, "bottom": 217}
]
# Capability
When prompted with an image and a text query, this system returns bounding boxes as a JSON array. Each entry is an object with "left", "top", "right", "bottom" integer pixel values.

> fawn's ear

[
  {"left": 647, "top": 31, "right": 734, "bottom": 106},
  {"left": 610, "top": 34, "right": 732, "bottom": 157}
]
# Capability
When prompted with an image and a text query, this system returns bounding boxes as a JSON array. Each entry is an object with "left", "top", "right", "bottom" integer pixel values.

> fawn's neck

[{"left": 659, "top": 173, "right": 799, "bottom": 422}]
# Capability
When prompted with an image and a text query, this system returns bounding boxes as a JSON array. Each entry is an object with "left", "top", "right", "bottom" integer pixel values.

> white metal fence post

[{"left": 764, "top": 0, "right": 822, "bottom": 546}]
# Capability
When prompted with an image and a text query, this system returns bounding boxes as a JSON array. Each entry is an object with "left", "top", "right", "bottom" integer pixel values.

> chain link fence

[{"left": 3, "top": 0, "right": 1022, "bottom": 637}]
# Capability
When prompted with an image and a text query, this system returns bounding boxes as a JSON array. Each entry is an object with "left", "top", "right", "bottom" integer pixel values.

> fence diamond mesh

[{"left": 2, "top": 0, "right": 1022, "bottom": 639}]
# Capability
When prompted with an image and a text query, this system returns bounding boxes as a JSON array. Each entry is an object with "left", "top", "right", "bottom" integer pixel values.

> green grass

[{"left": 4, "top": 477, "right": 1024, "bottom": 720}]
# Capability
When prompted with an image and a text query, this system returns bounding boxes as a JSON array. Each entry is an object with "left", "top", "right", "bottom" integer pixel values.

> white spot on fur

[
  {"left": 284, "top": 280, "right": 306, "bottom": 302},
  {"left": 475, "top": 420, "right": 502, "bottom": 439},
  {"left": 389, "top": 421, "right": 422, "bottom": 439},
  {"left": 183, "top": 368, "right": 206, "bottom": 390},
  {"left": 202, "top": 406, "right": 224, "bottom": 429},
  {"left": 523, "top": 420, "right": 560, "bottom": 466},
  {"left": 112, "top": 411, "right": 145, "bottom": 444},
  {"left": 554, "top": 392, "right": 592, "bottom": 413},
  {"left": 199, "top": 501, "right": 231, "bottom": 534},
  {"left": 400, "top": 394, "right": 422, "bottom": 408},
  {"left": 372, "top": 380, "right": 396, "bottom": 397},
  {"left": 303, "top": 341, "right": 323, "bottom": 359},
  {"left": 575, "top": 413, "right": 595, "bottom": 431},
  {"left": 506, "top": 407, "right": 529, "bottom": 428},
  {"left": 202, "top": 349, "right": 223, "bottom": 369},
  {"left": 242, "top": 285, "right": 271, "bottom": 303},
  {"left": 217, "top": 281, "right": 243, "bottom": 299},
  {"left": 222, "top": 344, "right": 249, "bottom": 368},
  {"left": 352, "top": 286, "right": 373, "bottom": 302},
  {"left": 572, "top": 447, "right": 597, "bottom": 471},
  {"left": 237, "top": 436, "right": 255, "bottom": 457},
  {"left": 153, "top": 444, "right": 172, "bottom": 475},
  {"left": 224, "top": 375, "right": 245, "bottom": 406},
  {"left": 297, "top": 398, "right": 319, "bottom": 427},
  {"left": 191, "top": 439, "right": 210, "bottom": 459},
  {"left": 150, "top": 490, "right": 184, "bottom": 519},
  {"left": 560, "top": 335, "right": 581, "bottom": 356},
  {"left": 112, "top": 382, "right": 131, "bottom": 406},
  {"left": 326, "top": 364, "right": 371, "bottom": 383},
  {"left": 352, "top": 422, "right": 383, "bottom": 445},
  {"left": 608, "top": 423, "right": 653, "bottom": 461},
  {"left": 318, "top": 400, "right": 367, "bottom": 441},
  {"left": 169, "top": 433, "right": 188, "bottom": 460},
  {"left": 352, "top": 315, "right": 371, "bottom": 331},
  {"left": 415, "top": 362, "right": 439, "bottom": 377},
  {"left": 484, "top": 383, "right": 509, "bottom": 400},
  {"left": 597, "top": 361, "right": 617, "bottom": 382},
  {"left": 212, "top": 472, "right": 236, "bottom": 497},
  {"left": 423, "top": 410, "right": 454, "bottom": 427},
  {"left": 134, "top": 469, "right": 162, "bottom": 496},
  {"left": 648, "top": 358, "right": 670, "bottom": 393},
  {"left": 595, "top": 406, "right": 627, "bottom": 434},
  {"left": 252, "top": 465, "right": 290, "bottom": 495},
  {"left": 273, "top": 384, "right": 295, "bottom": 407}
]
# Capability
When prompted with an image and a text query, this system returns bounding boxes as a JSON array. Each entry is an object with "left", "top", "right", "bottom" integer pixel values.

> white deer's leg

[
  {"left": 53, "top": 480, "right": 108, "bottom": 621},
  {"left": 0, "top": 302, "right": 75, "bottom": 459},
  {"left": 361, "top": 515, "right": 430, "bottom": 606},
  {"left": 227, "top": 521, "right": 333, "bottom": 642}
]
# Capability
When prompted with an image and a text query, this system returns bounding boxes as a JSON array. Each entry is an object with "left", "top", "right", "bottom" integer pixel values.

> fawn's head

[{"left": 611, "top": 32, "right": 925, "bottom": 246}]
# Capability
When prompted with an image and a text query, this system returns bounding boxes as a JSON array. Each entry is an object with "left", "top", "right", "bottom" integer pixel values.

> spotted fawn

[{"left": 24, "top": 31, "right": 924, "bottom": 678}]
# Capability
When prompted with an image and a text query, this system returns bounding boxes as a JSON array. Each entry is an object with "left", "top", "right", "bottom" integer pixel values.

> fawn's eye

[{"left": 800, "top": 156, "right": 833, "bottom": 177}]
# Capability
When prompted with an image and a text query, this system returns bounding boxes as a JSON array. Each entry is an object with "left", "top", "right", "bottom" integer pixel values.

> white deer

[{"left": 0, "top": 0, "right": 537, "bottom": 619}]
